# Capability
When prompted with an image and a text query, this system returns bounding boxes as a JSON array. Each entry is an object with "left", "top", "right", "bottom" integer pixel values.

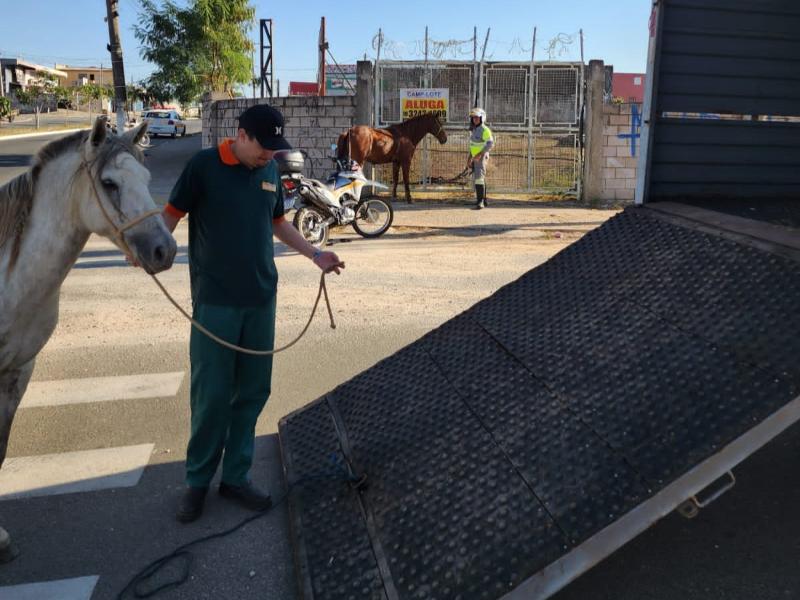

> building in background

[
  {"left": 55, "top": 65, "right": 112, "bottom": 87},
  {"left": 612, "top": 72, "right": 646, "bottom": 103},
  {"left": 0, "top": 58, "right": 66, "bottom": 94},
  {"left": 292, "top": 63, "right": 357, "bottom": 97},
  {"left": 325, "top": 63, "right": 356, "bottom": 96}
]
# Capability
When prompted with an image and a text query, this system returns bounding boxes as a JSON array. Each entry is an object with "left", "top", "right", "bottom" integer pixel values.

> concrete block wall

[
  {"left": 598, "top": 102, "right": 642, "bottom": 203},
  {"left": 202, "top": 95, "right": 357, "bottom": 180}
]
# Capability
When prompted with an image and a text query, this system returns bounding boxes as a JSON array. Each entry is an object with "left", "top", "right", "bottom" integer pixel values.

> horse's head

[
  {"left": 79, "top": 118, "right": 176, "bottom": 274},
  {"left": 430, "top": 115, "right": 447, "bottom": 145}
]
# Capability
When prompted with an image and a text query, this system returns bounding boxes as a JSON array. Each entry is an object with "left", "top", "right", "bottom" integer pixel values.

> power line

[{"left": 0, "top": 48, "right": 150, "bottom": 70}]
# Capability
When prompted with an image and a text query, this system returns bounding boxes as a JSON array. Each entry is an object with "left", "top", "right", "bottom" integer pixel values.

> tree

[
  {"left": 52, "top": 85, "right": 72, "bottom": 108},
  {"left": 14, "top": 71, "right": 58, "bottom": 130},
  {"left": 134, "top": 0, "right": 255, "bottom": 106},
  {"left": 81, "top": 83, "right": 112, "bottom": 123},
  {"left": 126, "top": 83, "right": 150, "bottom": 112}
]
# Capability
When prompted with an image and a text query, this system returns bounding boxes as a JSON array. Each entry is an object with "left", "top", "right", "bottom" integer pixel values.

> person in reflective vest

[{"left": 467, "top": 107, "right": 494, "bottom": 210}]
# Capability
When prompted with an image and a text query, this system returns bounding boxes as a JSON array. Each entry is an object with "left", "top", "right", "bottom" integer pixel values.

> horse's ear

[
  {"left": 89, "top": 117, "right": 107, "bottom": 148},
  {"left": 123, "top": 121, "right": 148, "bottom": 146}
]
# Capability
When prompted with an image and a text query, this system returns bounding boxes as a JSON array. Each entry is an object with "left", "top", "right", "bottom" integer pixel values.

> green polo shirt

[{"left": 168, "top": 140, "right": 285, "bottom": 307}]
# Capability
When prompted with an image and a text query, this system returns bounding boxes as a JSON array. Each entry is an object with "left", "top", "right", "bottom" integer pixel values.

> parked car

[{"left": 142, "top": 109, "right": 187, "bottom": 138}]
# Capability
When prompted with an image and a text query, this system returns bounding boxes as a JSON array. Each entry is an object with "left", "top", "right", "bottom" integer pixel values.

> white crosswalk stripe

[
  {"left": 3, "top": 364, "right": 185, "bottom": 590},
  {"left": 0, "top": 444, "right": 155, "bottom": 501},
  {"left": 20, "top": 371, "right": 185, "bottom": 409},
  {"left": 0, "top": 575, "right": 99, "bottom": 600}
]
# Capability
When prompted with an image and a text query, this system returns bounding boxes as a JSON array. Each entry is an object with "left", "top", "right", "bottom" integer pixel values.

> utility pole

[{"left": 105, "top": 0, "right": 128, "bottom": 132}]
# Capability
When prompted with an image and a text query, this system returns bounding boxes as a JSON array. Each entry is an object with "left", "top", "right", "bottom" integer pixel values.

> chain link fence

[{"left": 374, "top": 60, "right": 583, "bottom": 193}]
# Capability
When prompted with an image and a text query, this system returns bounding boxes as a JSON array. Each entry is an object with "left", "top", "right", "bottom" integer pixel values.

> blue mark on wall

[{"left": 617, "top": 104, "right": 642, "bottom": 157}]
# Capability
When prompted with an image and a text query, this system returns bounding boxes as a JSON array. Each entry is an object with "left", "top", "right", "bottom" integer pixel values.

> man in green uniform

[
  {"left": 467, "top": 107, "right": 494, "bottom": 210},
  {"left": 162, "top": 104, "right": 344, "bottom": 522}
]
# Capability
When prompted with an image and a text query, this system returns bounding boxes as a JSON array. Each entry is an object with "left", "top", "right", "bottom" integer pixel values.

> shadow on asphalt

[{"left": 0, "top": 433, "right": 295, "bottom": 600}]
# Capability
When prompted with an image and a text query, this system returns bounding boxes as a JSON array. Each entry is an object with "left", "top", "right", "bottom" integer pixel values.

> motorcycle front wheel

[
  {"left": 293, "top": 206, "right": 330, "bottom": 248},
  {"left": 352, "top": 197, "right": 393, "bottom": 238}
]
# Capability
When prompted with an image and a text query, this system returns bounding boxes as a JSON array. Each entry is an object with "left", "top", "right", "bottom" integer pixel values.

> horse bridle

[
  {"left": 432, "top": 118, "right": 446, "bottom": 139},
  {"left": 80, "top": 158, "right": 162, "bottom": 260}
]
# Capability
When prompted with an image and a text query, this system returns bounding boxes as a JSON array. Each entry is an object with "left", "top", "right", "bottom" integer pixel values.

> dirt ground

[{"left": 47, "top": 200, "right": 618, "bottom": 355}]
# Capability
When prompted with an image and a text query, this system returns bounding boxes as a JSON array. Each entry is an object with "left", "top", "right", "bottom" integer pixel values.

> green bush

[{"left": 0, "top": 97, "right": 11, "bottom": 120}]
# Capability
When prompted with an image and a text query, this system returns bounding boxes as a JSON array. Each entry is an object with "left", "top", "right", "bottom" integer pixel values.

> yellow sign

[{"left": 400, "top": 88, "right": 449, "bottom": 120}]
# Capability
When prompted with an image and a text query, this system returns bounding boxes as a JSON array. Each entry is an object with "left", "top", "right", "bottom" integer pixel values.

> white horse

[{"left": 0, "top": 118, "right": 177, "bottom": 562}]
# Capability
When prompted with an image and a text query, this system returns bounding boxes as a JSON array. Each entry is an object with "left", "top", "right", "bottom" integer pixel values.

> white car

[{"left": 142, "top": 109, "right": 187, "bottom": 138}]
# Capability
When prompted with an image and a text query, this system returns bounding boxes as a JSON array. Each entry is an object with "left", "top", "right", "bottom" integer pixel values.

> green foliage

[
  {"left": 81, "top": 83, "right": 112, "bottom": 102},
  {"left": 52, "top": 85, "right": 72, "bottom": 104},
  {"left": 14, "top": 71, "right": 58, "bottom": 111},
  {"left": 126, "top": 83, "right": 152, "bottom": 110},
  {"left": 134, "top": 0, "right": 255, "bottom": 105},
  {"left": 13, "top": 71, "right": 62, "bottom": 128},
  {"left": 0, "top": 96, "right": 11, "bottom": 120}
]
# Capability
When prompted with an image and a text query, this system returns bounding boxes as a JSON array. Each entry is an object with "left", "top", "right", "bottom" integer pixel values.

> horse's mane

[
  {"left": 0, "top": 129, "right": 143, "bottom": 273},
  {"left": 387, "top": 113, "right": 440, "bottom": 136}
]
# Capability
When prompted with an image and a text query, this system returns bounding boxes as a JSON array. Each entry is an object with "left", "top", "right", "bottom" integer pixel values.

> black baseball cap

[{"left": 238, "top": 104, "right": 292, "bottom": 150}]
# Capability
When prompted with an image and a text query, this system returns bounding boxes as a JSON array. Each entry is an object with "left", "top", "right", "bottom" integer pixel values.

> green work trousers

[{"left": 185, "top": 297, "right": 276, "bottom": 488}]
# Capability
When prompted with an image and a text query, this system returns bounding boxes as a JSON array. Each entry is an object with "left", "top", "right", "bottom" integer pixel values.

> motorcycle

[{"left": 275, "top": 149, "right": 393, "bottom": 248}]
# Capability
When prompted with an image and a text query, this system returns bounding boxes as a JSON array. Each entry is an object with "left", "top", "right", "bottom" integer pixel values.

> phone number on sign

[{"left": 402, "top": 110, "right": 447, "bottom": 119}]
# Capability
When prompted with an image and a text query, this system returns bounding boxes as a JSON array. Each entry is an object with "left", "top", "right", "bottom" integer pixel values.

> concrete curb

[{"left": 0, "top": 128, "right": 86, "bottom": 142}]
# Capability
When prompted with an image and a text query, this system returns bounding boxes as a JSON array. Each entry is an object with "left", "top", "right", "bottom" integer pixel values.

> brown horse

[{"left": 336, "top": 113, "right": 447, "bottom": 203}]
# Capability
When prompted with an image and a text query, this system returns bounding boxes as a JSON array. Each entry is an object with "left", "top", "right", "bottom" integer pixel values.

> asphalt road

[
  {"left": 1, "top": 127, "right": 799, "bottom": 600},
  {"left": 0, "top": 118, "right": 202, "bottom": 192}
]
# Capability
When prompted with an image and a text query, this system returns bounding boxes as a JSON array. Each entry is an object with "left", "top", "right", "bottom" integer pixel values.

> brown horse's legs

[
  {"left": 391, "top": 162, "right": 400, "bottom": 200},
  {"left": 402, "top": 162, "right": 412, "bottom": 203}
]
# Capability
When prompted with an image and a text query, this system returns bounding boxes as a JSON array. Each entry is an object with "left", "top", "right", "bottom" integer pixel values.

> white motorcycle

[{"left": 276, "top": 149, "right": 393, "bottom": 248}]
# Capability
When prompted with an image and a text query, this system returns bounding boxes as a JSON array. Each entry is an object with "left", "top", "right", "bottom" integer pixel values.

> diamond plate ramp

[{"left": 279, "top": 207, "right": 800, "bottom": 600}]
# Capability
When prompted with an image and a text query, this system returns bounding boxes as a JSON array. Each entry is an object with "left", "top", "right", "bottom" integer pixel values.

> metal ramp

[{"left": 279, "top": 207, "right": 800, "bottom": 600}]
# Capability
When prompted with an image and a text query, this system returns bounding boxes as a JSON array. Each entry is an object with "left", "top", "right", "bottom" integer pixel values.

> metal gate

[{"left": 374, "top": 60, "right": 583, "bottom": 193}]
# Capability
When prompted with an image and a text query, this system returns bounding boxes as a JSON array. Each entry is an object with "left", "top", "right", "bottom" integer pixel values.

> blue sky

[{"left": 0, "top": 0, "right": 651, "bottom": 93}]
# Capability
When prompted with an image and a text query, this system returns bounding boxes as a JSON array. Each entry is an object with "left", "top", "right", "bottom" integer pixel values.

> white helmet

[{"left": 469, "top": 107, "right": 486, "bottom": 121}]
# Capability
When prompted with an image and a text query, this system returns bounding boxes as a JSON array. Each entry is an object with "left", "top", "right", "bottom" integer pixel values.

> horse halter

[
  {"left": 80, "top": 158, "right": 162, "bottom": 260},
  {"left": 432, "top": 118, "right": 446, "bottom": 139}
]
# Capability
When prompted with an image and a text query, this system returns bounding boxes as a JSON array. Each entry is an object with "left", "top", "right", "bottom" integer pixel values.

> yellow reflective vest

[{"left": 469, "top": 124, "right": 494, "bottom": 157}]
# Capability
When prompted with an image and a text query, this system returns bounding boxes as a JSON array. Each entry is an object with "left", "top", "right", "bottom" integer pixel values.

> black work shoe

[
  {"left": 472, "top": 201, "right": 484, "bottom": 210},
  {"left": 176, "top": 486, "right": 208, "bottom": 523},
  {"left": 219, "top": 481, "right": 272, "bottom": 512}
]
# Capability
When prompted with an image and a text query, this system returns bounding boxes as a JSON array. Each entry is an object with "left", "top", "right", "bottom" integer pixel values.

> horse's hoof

[{"left": 0, "top": 527, "right": 18, "bottom": 564}]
